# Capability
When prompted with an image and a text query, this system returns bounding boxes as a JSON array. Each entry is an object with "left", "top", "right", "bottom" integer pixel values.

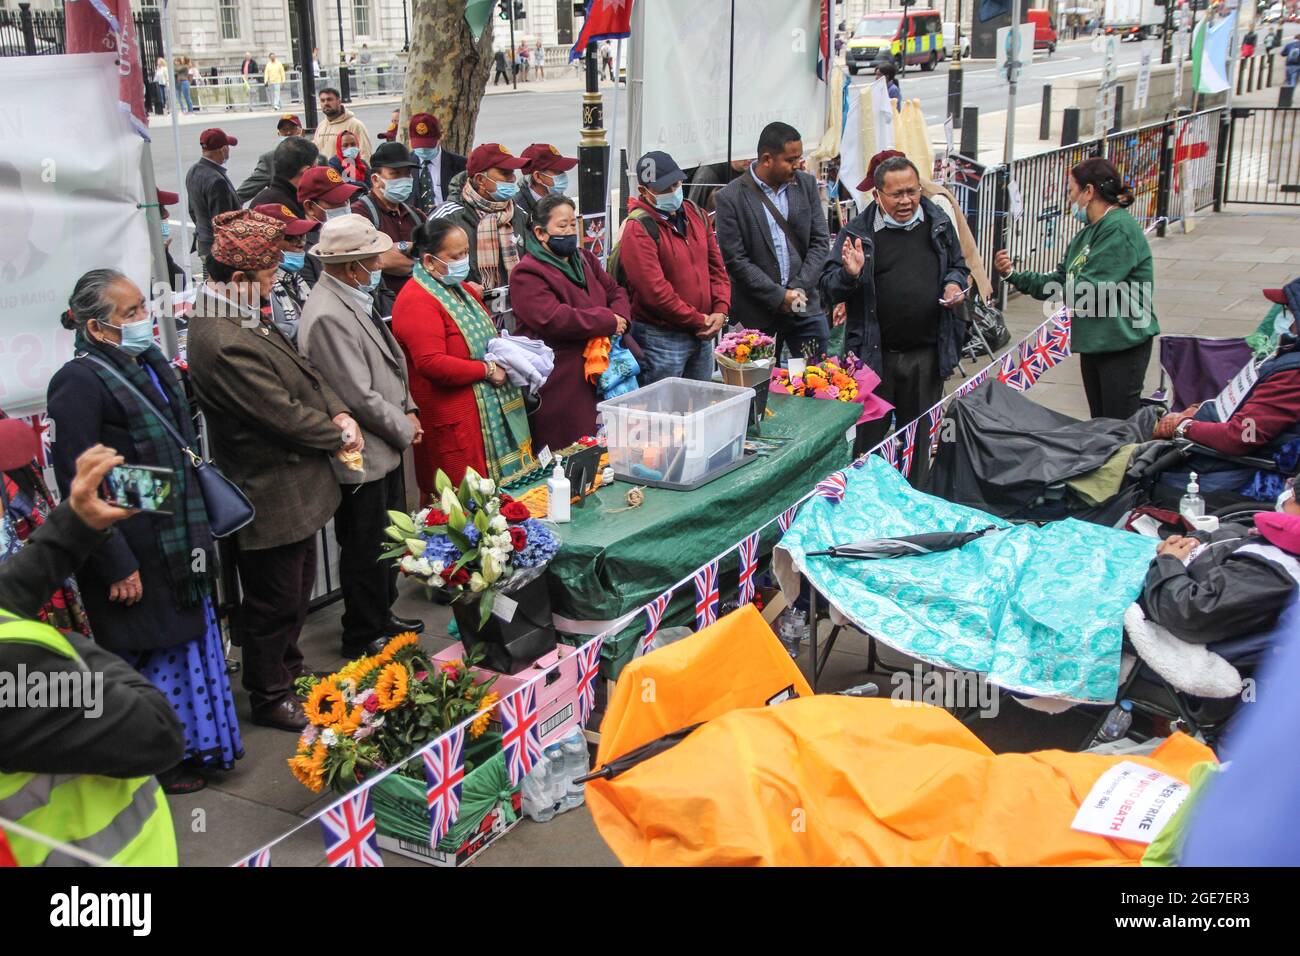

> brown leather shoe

[{"left": 251, "top": 698, "right": 309, "bottom": 732}]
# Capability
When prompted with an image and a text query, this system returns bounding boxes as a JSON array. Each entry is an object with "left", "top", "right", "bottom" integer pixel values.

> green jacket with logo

[{"left": 1008, "top": 206, "right": 1159, "bottom": 354}]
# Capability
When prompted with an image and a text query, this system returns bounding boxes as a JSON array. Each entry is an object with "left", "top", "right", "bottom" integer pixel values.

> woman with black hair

[
  {"left": 994, "top": 157, "right": 1160, "bottom": 419},
  {"left": 391, "top": 216, "right": 532, "bottom": 498}
]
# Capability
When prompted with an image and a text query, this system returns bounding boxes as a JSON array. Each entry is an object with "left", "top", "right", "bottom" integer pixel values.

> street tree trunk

[{"left": 401, "top": 1, "right": 494, "bottom": 156}]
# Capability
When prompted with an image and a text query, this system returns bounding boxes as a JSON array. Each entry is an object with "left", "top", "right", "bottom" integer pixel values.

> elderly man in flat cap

[
  {"left": 298, "top": 214, "right": 425, "bottom": 658},
  {"left": 187, "top": 209, "right": 364, "bottom": 731}
]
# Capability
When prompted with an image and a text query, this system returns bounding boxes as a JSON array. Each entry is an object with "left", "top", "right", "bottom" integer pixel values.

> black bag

[{"left": 82, "top": 355, "right": 256, "bottom": 538}]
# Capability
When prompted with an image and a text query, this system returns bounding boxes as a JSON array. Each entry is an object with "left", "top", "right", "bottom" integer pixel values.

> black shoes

[
  {"left": 386, "top": 614, "right": 426, "bottom": 636},
  {"left": 339, "top": 636, "right": 389, "bottom": 659},
  {"left": 250, "top": 698, "right": 309, "bottom": 732}
]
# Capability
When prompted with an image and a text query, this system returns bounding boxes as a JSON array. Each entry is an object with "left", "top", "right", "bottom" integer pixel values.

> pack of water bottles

[{"left": 520, "top": 727, "right": 591, "bottom": 823}]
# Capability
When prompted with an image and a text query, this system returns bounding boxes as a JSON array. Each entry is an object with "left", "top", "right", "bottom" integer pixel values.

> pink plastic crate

[{"left": 433, "top": 642, "right": 581, "bottom": 746}]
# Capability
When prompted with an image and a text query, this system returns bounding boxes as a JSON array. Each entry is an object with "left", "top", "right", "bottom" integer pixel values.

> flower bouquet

[
  {"left": 383, "top": 466, "right": 561, "bottom": 672},
  {"left": 769, "top": 354, "right": 893, "bottom": 426},
  {"left": 289, "top": 634, "right": 500, "bottom": 794},
  {"left": 716, "top": 327, "right": 778, "bottom": 432}
]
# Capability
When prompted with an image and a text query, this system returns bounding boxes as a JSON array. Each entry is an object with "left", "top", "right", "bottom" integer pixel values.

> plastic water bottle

[
  {"left": 779, "top": 609, "right": 807, "bottom": 658},
  {"left": 561, "top": 729, "right": 589, "bottom": 810},
  {"left": 1180, "top": 472, "right": 1205, "bottom": 521},
  {"left": 543, "top": 743, "right": 567, "bottom": 811},
  {"left": 839, "top": 681, "right": 880, "bottom": 698},
  {"left": 522, "top": 755, "right": 556, "bottom": 823},
  {"left": 1094, "top": 700, "right": 1134, "bottom": 745}
]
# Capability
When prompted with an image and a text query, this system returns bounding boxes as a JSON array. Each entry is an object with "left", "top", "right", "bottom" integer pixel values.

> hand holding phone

[{"left": 101, "top": 463, "right": 175, "bottom": 516}]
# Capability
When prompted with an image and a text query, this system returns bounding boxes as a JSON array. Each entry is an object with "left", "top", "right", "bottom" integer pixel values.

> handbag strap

[
  {"left": 79, "top": 354, "right": 202, "bottom": 468},
  {"left": 743, "top": 174, "right": 807, "bottom": 262}
]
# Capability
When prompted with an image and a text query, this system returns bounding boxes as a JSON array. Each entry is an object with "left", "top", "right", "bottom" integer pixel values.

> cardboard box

[
  {"left": 434, "top": 641, "right": 581, "bottom": 746},
  {"left": 377, "top": 792, "right": 522, "bottom": 867}
]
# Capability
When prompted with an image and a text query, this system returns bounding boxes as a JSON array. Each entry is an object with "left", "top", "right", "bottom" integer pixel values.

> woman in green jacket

[{"left": 994, "top": 157, "right": 1159, "bottom": 419}]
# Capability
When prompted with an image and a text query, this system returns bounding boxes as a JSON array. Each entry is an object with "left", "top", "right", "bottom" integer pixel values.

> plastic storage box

[{"left": 598, "top": 377, "right": 754, "bottom": 490}]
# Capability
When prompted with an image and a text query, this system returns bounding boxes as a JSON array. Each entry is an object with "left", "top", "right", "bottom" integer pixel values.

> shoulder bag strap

[
  {"left": 79, "top": 354, "right": 202, "bottom": 468},
  {"left": 743, "top": 174, "right": 807, "bottom": 261}
]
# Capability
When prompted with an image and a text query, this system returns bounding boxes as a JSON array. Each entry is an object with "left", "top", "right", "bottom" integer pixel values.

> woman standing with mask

[
  {"left": 391, "top": 219, "right": 533, "bottom": 497},
  {"left": 46, "top": 270, "right": 242, "bottom": 794},
  {"left": 995, "top": 157, "right": 1159, "bottom": 420},
  {"left": 328, "top": 130, "right": 370, "bottom": 187},
  {"left": 510, "top": 194, "right": 638, "bottom": 451}
]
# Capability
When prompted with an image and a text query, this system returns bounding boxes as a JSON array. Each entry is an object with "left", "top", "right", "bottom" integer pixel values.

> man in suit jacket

[
  {"left": 185, "top": 128, "right": 242, "bottom": 260},
  {"left": 237, "top": 114, "right": 305, "bottom": 204},
  {"left": 298, "top": 215, "right": 426, "bottom": 657},
  {"left": 408, "top": 112, "right": 467, "bottom": 216},
  {"left": 186, "top": 210, "right": 364, "bottom": 731},
  {"left": 714, "top": 121, "right": 831, "bottom": 359}
]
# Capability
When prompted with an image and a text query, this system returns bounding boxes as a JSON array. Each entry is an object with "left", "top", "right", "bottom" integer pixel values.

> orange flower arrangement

[
  {"left": 468, "top": 691, "right": 500, "bottom": 739},
  {"left": 287, "top": 741, "right": 328, "bottom": 792},
  {"left": 377, "top": 631, "right": 419, "bottom": 663},
  {"left": 374, "top": 662, "right": 409, "bottom": 711},
  {"left": 303, "top": 680, "right": 346, "bottom": 727}
]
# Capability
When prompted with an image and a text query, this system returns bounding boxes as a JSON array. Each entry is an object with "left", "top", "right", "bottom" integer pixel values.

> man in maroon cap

[
  {"left": 431, "top": 142, "right": 529, "bottom": 289},
  {"left": 156, "top": 188, "right": 187, "bottom": 291},
  {"left": 185, "top": 128, "right": 241, "bottom": 260},
  {"left": 254, "top": 203, "right": 318, "bottom": 344},
  {"left": 408, "top": 112, "right": 467, "bottom": 216},
  {"left": 297, "top": 166, "right": 362, "bottom": 281},
  {"left": 237, "top": 113, "right": 308, "bottom": 203},
  {"left": 187, "top": 209, "right": 364, "bottom": 731},
  {"left": 516, "top": 142, "right": 578, "bottom": 222}
]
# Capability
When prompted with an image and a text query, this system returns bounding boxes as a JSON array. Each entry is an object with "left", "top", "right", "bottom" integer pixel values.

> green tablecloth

[{"left": 541, "top": 394, "right": 858, "bottom": 676}]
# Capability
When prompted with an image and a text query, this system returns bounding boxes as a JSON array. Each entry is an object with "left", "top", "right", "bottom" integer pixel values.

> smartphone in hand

[{"left": 101, "top": 463, "right": 175, "bottom": 515}]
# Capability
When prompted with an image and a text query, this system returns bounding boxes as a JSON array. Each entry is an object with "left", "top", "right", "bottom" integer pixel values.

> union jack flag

[
  {"left": 1047, "top": 312, "right": 1071, "bottom": 362},
  {"left": 815, "top": 470, "right": 847, "bottom": 503},
  {"left": 421, "top": 726, "right": 465, "bottom": 846},
  {"left": 576, "top": 635, "right": 604, "bottom": 725},
  {"left": 500, "top": 683, "right": 543, "bottom": 786},
  {"left": 873, "top": 434, "right": 899, "bottom": 469},
  {"left": 639, "top": 589, "right": 672, "bottom": 656},
  {"left": 927, "top": 405, "right": 946, "bottom": 460},
  {"left": 234, "top": 847, "right": 271, "bottom": 867},
  {"left": 898, "top": 421, "right": 919, "bottom": 478},
  {"left": 997, "top": 351, "right": 1031, "bottom": 391},
  {"left": 320, "top": 788, "right": 383, "bottom": 867},
  {"left": 956, "top": 368, "right": 988, "bottom": 398},
  {"left": 1024, "top": 325, "right": 1056, "bottom": 376},
  {"left": 737, "top": 531, "right": 760, "bottom": 605},
  {"left": 19, "top": 413, "right": 53, "bottom": 469},
  {"left": 693, "top": 560, "right": 720, "bottom": 629},
  {"left": 777, "top": 504, "right": 800, "bottom": 532}
]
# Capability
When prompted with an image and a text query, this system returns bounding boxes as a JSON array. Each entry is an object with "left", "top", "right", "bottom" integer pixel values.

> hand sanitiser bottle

[
  {"left": 1180, "top": 472, "right": 1205, "bottom": 522},
  {"left": 547, "top": 458, "right": 571, "bottom": 523}
]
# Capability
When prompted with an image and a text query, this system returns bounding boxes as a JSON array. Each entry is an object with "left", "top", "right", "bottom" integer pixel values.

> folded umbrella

[{"left": 805, "top": 526, "right": 1002, "bottom": 559}]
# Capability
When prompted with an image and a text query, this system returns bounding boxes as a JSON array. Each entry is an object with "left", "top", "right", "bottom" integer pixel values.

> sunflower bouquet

[
  {"left": 381, "top": 466, "right": 561, "bottom": 629},
  {"left": 288, "top": 633, "right": 500, "bottom": 793},
  {"left": 769, "top": 354, "right": 892, "bottom": 426}
]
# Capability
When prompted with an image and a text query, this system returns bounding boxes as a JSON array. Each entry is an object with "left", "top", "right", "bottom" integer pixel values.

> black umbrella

[
  {"left": 573, "top": 723, "right": 702, "bottom": 785},
  {"left": 806, "top": 526, "right": 1003, "bottom": 560}
]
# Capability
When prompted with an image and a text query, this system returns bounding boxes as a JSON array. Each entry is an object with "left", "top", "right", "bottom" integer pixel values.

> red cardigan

[
  {"left": 509, "top": 249, "right": 636, "bottom": 452},
  {"left": 390, "top": 278, "right": 490, "bottom": 496},
  {"left": 618, "top": 197, "right": 731, "bottom": 333}
]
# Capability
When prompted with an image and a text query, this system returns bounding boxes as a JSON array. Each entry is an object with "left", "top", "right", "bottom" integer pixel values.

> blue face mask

[
  {"left": 653, "top": 185, "right": 684, "bottom": 214},
  {"left": 1072, "top": 203, "right": 1091, "bottom": 224},
  {"left": 546, "top": 234, "right": 579, "bottom": 258},
  {"left": 160, "top": 221, "right": 171, "bottom": 240},
  {"left": 342, "top": 146, "right": 360, "bottom": 160},
  {"left": 381, "top": 176, "right": 413, "bottom": 203},
  {"left": 414, "top": 147, "right": 440, "bottom": 164},
  {"left": 490, "top": 180, "right": 519, "bottom": 201},
  {"left": 547, "top": 171, "right": 569, "bottom": 194},
  {"left": 357, "top": 267, "right": 382, "bottom": 292},
  {"left": 281, "top": 250, "right": 306, "bottom": 273},
  {"left": 111, "top": 318, "right": 155, "bottom": 356},
  {"left": 324, "top": 205, "right": 350, "bottom": 221},
  {"left": 883, "top": 206, "right": 923, "bottom": 229},
  {"left": 432, "top": 254, "right": 470, "bottom": 285}
]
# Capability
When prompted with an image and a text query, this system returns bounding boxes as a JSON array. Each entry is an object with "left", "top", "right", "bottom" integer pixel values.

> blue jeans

[
  {"left": 780, "top": 312, "right": 829, "bottom": 363},
  {"left": 633, "top": 321, "right": 716, "bottom": 384},
  {"left": 179, "top": 80, "right": 194, "bottom": 112},
  {"left": 1288, "top": 65, "right": 1300, "bottom": 87}
]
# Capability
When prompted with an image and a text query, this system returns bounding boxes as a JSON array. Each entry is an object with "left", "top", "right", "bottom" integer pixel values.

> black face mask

[{"left": 546, "top": 234, "right": 578, "bottom": 258}]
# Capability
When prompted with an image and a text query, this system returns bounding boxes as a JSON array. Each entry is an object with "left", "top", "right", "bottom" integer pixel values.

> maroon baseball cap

[
  {"left": 408, "top": 113, "right": 442, "bottom": 148},
  {"left": 1264, "top": 288, "right": 1287, "bottom": 305},
  {"left": 156, "top": 188, "right": 179, "bottom": 207},
  {"left": 856, "top": 149, "right": 907, "bottom": 193},
  {"left": 276, "top": 113, "right": 303, "bottom": 131},
  {"left": 199, "top": 128, "right": 238, "bottom": 149},
  {"left": 297, "top": 166, "right": 362, "bottom": 206},
  {"left": 467, "top": 143, "right": 529, "bottom": 178},
  {"left": 0, "top": 418, "right": 40, "bottom": 472},
  {"left": 253, "top": 203, "right": 315, "bottom": 236},
  {"left": 520, "top": 143, "right": 579, "bottom": 174}
]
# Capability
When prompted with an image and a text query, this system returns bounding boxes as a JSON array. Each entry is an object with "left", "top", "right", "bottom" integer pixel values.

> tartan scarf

[
  {"left": 412, "top": 264, "right": 535, "bottom": 481},
  {"left": 74, "top": 331, "right": 214, "bottom": 607},
  {"left": 460, "top": 178, "right": 521, "bottom": 290}
]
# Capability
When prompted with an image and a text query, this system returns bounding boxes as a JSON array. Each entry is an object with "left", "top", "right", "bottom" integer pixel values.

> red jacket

[
  {"left": 619, "top": 197, "right": 730, "bottom": 334},
  {"left": 1185, "top": 368, "right": 1300, "bottom": 457},
  {"left": 390, "top": 278, "right": 490, "bottom": 497},
  {"left": 509, "top": 248, "right": 635, "bottom": 452}
]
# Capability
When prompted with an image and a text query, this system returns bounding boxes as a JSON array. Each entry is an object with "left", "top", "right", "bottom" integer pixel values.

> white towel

[
  {"left": 1122, "top": 603, "right": 1244, "bottom": 699},
  {"left": 485, "top": 332, "right": 554, "bottom": 394}
]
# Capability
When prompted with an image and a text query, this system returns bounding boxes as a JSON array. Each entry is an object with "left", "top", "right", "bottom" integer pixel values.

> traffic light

[
  {"left": 499, "top": 1, "right": 509, "bottom": 19},
  {"left": 514, "top": 1, "right": 526, "bottom": 19}
]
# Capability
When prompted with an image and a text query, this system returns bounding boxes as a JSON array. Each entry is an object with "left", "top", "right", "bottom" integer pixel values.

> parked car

[{"left": 942, "top": 21, "right": 972, "bottom": 59}]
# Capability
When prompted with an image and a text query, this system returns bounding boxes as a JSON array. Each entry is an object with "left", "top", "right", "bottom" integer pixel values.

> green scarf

[
  {"left": 73, "top": 330, "right": 213, "bottom": 607},
  {"left": 524, "top": 232, "right": 585, "bottom": 289},
  {"left": 411, "top": 264, "right": 535, "bottom": 481}
]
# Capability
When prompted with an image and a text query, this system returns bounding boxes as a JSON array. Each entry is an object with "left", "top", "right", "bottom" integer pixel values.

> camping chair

[
  {"left": 1153, "top": 334, "right": 1256, "bottom": 409},
  {"left": 957, "top": 295, "right": 1011, "bottom": 371}
]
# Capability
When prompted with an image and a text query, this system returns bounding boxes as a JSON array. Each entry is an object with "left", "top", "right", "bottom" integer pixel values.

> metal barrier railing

[
  {"left": 1224, "top": 106, "right": 1300, "bottom": 206},
  {"left": 186, "top": 64, "right": 409, "bottom": 112}
]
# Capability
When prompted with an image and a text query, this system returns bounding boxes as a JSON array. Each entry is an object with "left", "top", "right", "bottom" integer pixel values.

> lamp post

[
  {"left": 578, "top": 41, "right": 609, "bottom": 234},
  {"left": 402, "top": 0, "right": 409, "bottom": 52},
  {"left": 335, "top": 0, "right": 351, "bottom": 101},
  {"left": 949, "top": 0, "right": 964, "bottom": 128}
]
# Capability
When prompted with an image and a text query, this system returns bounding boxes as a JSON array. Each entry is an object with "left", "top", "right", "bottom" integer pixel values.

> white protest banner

[
  {"left": 0, "top": 53, "right": 150, "bottom": 416},
  {"left": 1008, "top": 179, "right": 1023, "bottom": 220},
  {"left": 1135, "top": 44, "right": 1154, "bottom": 110},
  {"left": 628, "top": 0, "right": 826, "bottom": 169},
  {"left": 1071, "top": 760, "right": 1191, "bottom": 845}
]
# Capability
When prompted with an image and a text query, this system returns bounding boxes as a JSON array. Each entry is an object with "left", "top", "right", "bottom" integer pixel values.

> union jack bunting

[
  {"left": 1024, "top": 325, "right": 1056, "bottom": 376},
  {"left": 956, "top": 367, "right": 989, "bottom": 398},
  {"left": 693, "top": 560, "right": 720, "bottom": 629},
  {"left": 815, "top": 470, "right": 848, "bottom": 503},
  {"left": 421, "top": 726, "right": 466, "bottom": 846},
  {"left": 576, "top": 635, "right": 604, "bottom": 725},
  {"left": 500, "top": 683, "right": 543, "bottom": 786},
  {"left": 777, "top": 504, "right": 800, "bottom": 532},
  {"left": 898, "top": 421, "right": 919, "bottom": 478},
  {"left": 873, "top": 434, "right": 899, "bottom": 469},
  {"left": 1047, "top": 314, "right": 1071, "bottom": 362},
  {"left": 639, "top": 590, "right": 672, "bottom": 656},
  {"left": 998, "top": 351, "right": 1032, "bottom": 391},
  {"left": 320, "top": 789, "right": 383, "bottom": 867},
  {"left": 927, "top": 405, "right": 946, "bottom": 460},
  {"left": 737, "top": 531, "right": 760, "bottom": 605},
  {"left": 234, "top": 847, "right": 271, "bottom": 867}
]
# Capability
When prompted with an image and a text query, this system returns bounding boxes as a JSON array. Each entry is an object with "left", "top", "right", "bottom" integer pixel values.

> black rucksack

[{"left": 607, "top": 200, "right": 702, "bottom": 287}]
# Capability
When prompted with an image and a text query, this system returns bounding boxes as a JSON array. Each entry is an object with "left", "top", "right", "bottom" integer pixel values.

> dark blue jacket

[{"left": 819, "top": 196, "right": 970, "bottom": 378}]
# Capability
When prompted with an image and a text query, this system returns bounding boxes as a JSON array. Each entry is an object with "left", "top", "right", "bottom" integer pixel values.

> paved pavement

[{"left": 171, "top": 200, "right": 1300, "bottom": 867}]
